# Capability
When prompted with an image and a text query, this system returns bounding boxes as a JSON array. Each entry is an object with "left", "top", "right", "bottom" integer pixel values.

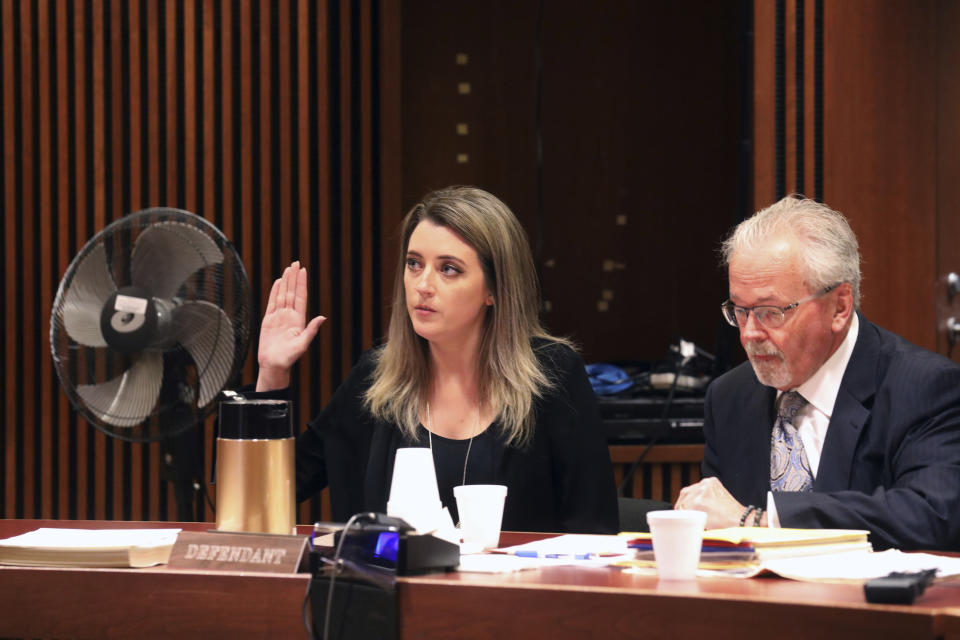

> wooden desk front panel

[
  {"left": 940, "top": 608, "right": 960, "bottom": 640},
  {"left": 0, "top": 519, "right": 313, "bottom": 639},
  {"left": 399, "top": 568, "right": 949, "bottom": 640},
  {"left": 2, "top": 562, "right": 949, "bottom": 640},
  {"left": 0, "top": 565, "right": 310, "bottom": 639}
]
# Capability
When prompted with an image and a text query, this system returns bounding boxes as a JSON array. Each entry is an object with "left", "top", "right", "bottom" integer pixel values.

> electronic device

[
  {"left": 308, "top": 514, "right": 460, "bottom": 640},
  {"left": 592, "top": 338, "right": 712, "bottom": 444},
  {"left": 598, "top": 395, "right": 705, "bottom": 443},
  {"left": 863, "top": 569, "right": 937, "bottom": 605},
  {"left": 312, "top": 513, "right": 460, "bottom": 577},
  {"left": 49, "top": 208, "right": 252, "bottom": 518}
]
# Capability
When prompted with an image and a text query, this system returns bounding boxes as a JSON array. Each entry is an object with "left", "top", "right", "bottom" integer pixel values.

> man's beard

[{"left": 745, "top": 341, "right": 792, "bottom": 389}]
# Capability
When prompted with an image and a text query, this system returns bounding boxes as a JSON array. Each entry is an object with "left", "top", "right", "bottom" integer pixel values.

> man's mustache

[{"left": 745, "top": 342, "right": 784, "bottom": 359}]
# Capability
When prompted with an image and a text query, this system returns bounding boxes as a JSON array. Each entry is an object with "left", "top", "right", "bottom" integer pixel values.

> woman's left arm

[{"left": 542, "top": 345, "right": 620, "bottom": 534}]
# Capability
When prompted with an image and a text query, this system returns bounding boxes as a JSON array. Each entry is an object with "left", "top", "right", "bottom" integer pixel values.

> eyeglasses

[{"left": 721, "top": 284, "right": 839, "bottom": 330}]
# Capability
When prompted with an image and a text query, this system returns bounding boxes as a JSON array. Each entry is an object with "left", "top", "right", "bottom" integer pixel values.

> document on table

[
  {"left": 457, "top": 535, "right": 634, "bottom": 573},
  {"left": 495, "top": 533, "right": 630, "bottom": 558},
  {"left": 457, "top": 553, "right": 545, "bottom": 573},
  {"left": 623, "top": 548, "right": 960, "bottom": 582},
  {"left": 762, "top": 549, "right": 960, "bottom": 583}
]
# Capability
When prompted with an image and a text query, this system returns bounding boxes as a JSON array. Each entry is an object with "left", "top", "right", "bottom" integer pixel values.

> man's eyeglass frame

[{"left": 721, "top": 283, "right": 840, "bottom": 329}]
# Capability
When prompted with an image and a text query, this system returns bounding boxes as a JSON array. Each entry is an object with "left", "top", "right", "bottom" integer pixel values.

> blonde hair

[
  {"left": 364, "top": 186, "right": 568, "bottom": 447},
  {"left": 722, "top": 194, "right": 862, "bottom": 307}
]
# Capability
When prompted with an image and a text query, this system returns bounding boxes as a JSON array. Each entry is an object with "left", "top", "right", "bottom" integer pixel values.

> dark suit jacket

[{"left": 702, "top": 313, "right": 960, "bottom": 550}]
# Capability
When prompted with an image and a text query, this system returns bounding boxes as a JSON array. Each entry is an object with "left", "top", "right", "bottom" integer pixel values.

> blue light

[{"left": 373, "top": 531, "right": 400, "bottom": 564}]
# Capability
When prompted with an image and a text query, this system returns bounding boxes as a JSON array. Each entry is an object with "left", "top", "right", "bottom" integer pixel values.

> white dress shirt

[{"left": 766, "top": 313, "right": 859, "bottom": 526}]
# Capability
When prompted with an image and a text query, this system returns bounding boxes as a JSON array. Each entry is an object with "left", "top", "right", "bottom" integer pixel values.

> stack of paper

[
  {"left": 0, "top": 528, "right": 181, "bottom": 568},
  {"left": 622, "top": 527, "right": 872, "bottom": 577}
]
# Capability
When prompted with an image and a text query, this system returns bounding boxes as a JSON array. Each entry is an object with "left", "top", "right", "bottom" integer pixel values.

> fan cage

[{"left": 50, "top": 208, "right": 252, "bottom": 443}]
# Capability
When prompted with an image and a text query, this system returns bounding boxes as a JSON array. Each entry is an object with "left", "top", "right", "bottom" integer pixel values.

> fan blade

[
  {"left": 62, "top": 243, "right": 117, "bottom": 347},
  {"left": 174, "top": 301, "right": 235, "bottom": 407},
  {"left": 130, "top": 220, "right": 224, "bottom": 298},
  {"left": 76, "top": 351, "right": 163, "bottom": 427}
]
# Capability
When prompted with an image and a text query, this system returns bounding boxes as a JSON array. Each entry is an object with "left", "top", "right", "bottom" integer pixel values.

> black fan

[{"left": 50, "top": 208, "right": 252, "bottom": 443}]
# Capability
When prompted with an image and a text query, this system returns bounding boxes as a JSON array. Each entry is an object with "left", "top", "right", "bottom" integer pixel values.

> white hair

[{"left": 721, "top": 194, "right": 862, "bottom": 308}]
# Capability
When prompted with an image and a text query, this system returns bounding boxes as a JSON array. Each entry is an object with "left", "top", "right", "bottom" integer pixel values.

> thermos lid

[{"left": 218, "top": 399, "right": 293, "bottom": 439}]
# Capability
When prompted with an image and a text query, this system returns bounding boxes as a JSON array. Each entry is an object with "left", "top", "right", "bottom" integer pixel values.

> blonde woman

[{"left": 255, "top": 186, "right": 618, "bottom": 533}]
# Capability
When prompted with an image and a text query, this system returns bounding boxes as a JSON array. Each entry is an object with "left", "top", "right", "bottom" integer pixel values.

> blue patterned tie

[{"left": 770, "top": 391, "right": 813, "bottom": 492}]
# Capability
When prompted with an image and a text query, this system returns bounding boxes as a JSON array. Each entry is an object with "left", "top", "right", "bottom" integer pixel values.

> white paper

[
  {"left": 0, "top": 528, "right": 181, "bottom": 550},
  {"left": 762, "top": 549, "right": 960, "bottom": 583},
  {"left": 456, "top": 554, "right": 543, "bottom": 573},
  {"left": 495, "top": 534, "right": 630, "bottom": 557}
]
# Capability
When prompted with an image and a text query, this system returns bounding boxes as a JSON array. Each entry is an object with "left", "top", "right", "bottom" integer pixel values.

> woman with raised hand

[{"left": 255, "top": 186, "right": 618, "bottom": 533}]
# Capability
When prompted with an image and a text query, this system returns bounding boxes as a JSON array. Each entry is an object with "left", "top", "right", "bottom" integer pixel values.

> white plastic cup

[
  {"left": 454, "top": 484, "right": 508, "bottom": 550},
  {"left": 646, "top": 510, "right": 707, "bottom": 580},
  {"left": 386, "top": 448, "right": 443, "bottom": 532},
  {"left": 388, "top": 448, "right": 441, "bottom": 504}
]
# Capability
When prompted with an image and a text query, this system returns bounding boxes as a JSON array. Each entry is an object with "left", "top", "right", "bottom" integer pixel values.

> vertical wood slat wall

[
  {"left": 752, "top": 0, "right": 958, "bottom": 354},
  {"left": 609, "top": 446, "right": 703, "bottom": 505},
  {"left": 752, "top": 0, "right": 823, "bottom": 210},
  {"left": 0, "top": 0, "right": 399, "bottom": 525}
]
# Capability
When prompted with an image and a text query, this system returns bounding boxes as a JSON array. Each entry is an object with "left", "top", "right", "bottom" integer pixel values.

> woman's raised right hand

[{"left": 255, "top": 260, "right": 326, "bottom": 391}]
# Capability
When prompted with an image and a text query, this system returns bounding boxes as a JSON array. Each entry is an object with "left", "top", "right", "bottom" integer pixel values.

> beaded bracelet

[
  {"left": 739, "top": 505, "right": 757, "bottom": 527},
  {"left": 753, "top": 507, "right": 765, "bottom": 527}
]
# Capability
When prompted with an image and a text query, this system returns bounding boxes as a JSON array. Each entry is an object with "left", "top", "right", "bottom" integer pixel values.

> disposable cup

[
  {"left": 385, "top": 448, "right": 444, "bottom": 532},
  {"left": 388, "top": 448, "right": 441, "bottom": 505},
  {"left": 646, "top": 510, "right": 706, "bottom": 580},
  {"left": 454, "top": 484, "right": 508, "bottom": 550}
]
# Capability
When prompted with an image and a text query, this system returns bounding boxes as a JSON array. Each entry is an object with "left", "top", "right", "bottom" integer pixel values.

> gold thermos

[{"left": 216, "top": 399, "right": 296, "bottom": 535}]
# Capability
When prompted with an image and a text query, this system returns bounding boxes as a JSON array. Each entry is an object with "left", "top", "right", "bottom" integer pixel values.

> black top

[
  {"left": 414, "top": 425, "right": 496, "bottom": 524},
  {"left": 268, "top": 339, "right": 619, "bottom": 533}
]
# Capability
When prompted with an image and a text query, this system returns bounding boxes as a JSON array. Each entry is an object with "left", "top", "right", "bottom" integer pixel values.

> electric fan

[{"left": 50, "top": 208, "right": 252, "bottom": 444}]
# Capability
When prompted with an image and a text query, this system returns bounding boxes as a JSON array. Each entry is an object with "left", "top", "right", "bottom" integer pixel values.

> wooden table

[
  {"left": 0, "top": 519, "right": 311, "bottom": 638},
  {"left": 399, "top": 563, "right": 960, "bottom": 640},
  {"left": 2, "top": 520, "right": 960, "bottom": 639},
  {"left": 944, "top": 609, "right": 960, "bottom": 640}
]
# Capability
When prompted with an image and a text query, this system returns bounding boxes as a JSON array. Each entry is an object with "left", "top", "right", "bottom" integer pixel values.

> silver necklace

[{"left": 426, "top": 401, "right": 478, "bottom": 487}]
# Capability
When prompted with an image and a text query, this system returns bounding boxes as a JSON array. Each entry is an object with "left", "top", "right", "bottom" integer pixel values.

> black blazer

[
  {"left": 703, "top": 313, "right": 960, "bottom": 550},
  {"left": 292, "top": 340, "right": 619, "bottom": 534}
]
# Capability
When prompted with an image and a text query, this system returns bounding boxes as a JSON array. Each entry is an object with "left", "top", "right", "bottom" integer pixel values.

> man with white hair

[{"left": 676, "top": 194, "right": 960, "bottom": 550}]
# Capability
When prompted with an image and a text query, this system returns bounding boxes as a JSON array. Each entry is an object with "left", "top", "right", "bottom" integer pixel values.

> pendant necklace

[{"left": 426, "top": 401, "right": 480, "bottom": 527}]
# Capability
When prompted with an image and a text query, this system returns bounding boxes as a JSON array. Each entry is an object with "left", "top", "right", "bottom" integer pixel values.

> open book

[{"left": 0, "top": 528, "right": 181, "bottom": 568}]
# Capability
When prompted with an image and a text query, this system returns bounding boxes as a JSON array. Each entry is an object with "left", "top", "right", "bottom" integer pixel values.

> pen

[{"left": 512, "top": 550, "right": 594, "bottom": 559}]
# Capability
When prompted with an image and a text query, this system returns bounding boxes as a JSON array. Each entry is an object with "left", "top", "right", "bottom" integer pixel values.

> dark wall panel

[
  {"left": 0, "top": 0, "right": 401, "bottom": 523},
  {"left": 400, "top": 0, "right": 745, "bottom": 364},
  {"left": 937, "top": 0, "right": 960, "bottom": 355}
]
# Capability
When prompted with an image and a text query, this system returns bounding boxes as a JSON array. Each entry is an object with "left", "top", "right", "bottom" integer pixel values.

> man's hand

[
  {"left": 256, "top": 261, "right": 325, "bottom": 391},
  {"left": 675, "top": 477, "right": 753, "bottom": 529}
]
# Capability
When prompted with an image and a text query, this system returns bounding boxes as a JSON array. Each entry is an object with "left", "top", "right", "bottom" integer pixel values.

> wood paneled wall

[
  {"left": 753, "top": 0, "right": 960, "bottom": 354},
  {"left": 0, "top": 0, "right": 401, "bottom": 524}
]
